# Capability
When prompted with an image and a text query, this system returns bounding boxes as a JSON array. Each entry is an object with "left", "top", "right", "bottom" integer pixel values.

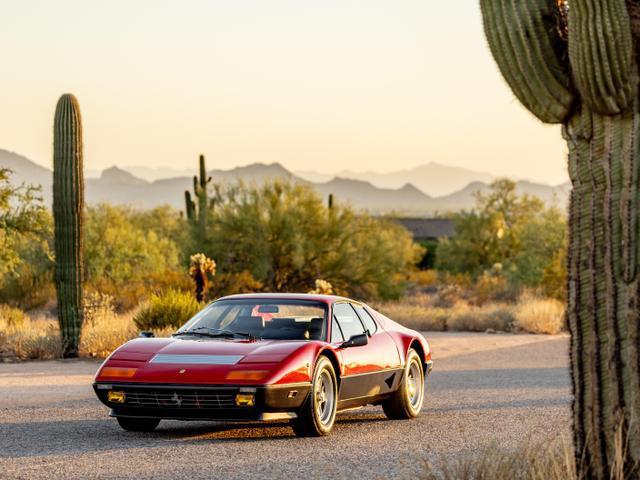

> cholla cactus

[
  {"left": 189, "top": 253, "right": 216, "bottom": 302},
  {"left": 308, "top": 279, "right": 333, "bottom": 295}
]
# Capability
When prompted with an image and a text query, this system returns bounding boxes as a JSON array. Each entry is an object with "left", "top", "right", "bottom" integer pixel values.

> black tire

[
  {"left": 382, "top": 348, "right": 424, "bottom": 420},
  {"left": 116, "top": 417, "right": 160, "bottom": 432},
  {"left": 291, "top": 356, "right": 338, "bottom": 437}
]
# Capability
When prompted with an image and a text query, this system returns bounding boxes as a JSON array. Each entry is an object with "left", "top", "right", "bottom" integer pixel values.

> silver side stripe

[{"left": 150, "top": 354, "right": 243, "bottom": 365}]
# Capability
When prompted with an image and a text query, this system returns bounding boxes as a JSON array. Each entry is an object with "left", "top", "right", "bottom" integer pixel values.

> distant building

[
  {"left": 393, "top": 217, "right": 455, "bottom": 241},
  {"left": 390, "top": 217, "right": 455, "bottom": 269}
]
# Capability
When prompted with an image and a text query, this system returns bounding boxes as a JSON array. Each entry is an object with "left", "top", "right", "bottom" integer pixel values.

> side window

[
  {"left": 333, "top": 303, "right": 365, "bottom": 340},
  {"left": 353, "top": 305, "right": 377, "bottom": 336},
  {"left": 330, "top": 316, "right": 344, "bottom": 343}
]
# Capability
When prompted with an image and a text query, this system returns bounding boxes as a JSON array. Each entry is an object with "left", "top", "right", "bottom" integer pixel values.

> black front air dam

[{"left": 93, "top": 382, "right": 311, "bottom": 421}]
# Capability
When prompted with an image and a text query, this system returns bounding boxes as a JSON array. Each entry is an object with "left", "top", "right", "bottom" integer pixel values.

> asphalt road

[{"left": 0, "top": 332, "right": 571, "bottom": 479}]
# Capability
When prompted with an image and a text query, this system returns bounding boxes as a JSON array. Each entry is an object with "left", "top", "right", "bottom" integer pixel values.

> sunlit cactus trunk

[
  {"left": 480, "top": 0, "right": 640, "bottom": 476},
  {"left": 53, "top": 94, "right": 85, "bottom": 358}
]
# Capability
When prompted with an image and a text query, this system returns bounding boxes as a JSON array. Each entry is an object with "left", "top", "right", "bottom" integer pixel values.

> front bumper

[{"left": 93, "top": 382, "right": 311, "bottom": 421}]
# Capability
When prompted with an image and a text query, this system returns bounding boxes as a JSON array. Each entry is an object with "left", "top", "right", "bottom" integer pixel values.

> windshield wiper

[{"left": 173, "top": 326, "right": 258, "bottom": 340}]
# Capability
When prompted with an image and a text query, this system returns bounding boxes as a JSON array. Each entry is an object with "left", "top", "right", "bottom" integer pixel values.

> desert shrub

[
  {"left": 0, "top": 304, "right": 25, "bottom": 327},
  {"left": 0, "top": 168, "right": 51, "bottom": 278},
  {"left": 0, "top": 169, "right": 55, "bottom": 309},
  {"left": 198, "top": 181, "right": 422, "bottom": 300},
  {"left": 207, "top": 270, "right": 264, "bottom": 299},
  {"left": 128, "top": 205, "right": 189, "bottom": 256},
  {"left": 308, "top": 279, "right": 334, "bottom": 295},
  {"left": 84, "top": 204, "right": 185, "bottom": 309},
  {"left": 422, "top": 438, "right": 575, "bottom": 480},
  {"left": 542, "top": 247, "right": 567, "bottom": 301},
  {"left": 432, "top": 283, "right": 465, "bottom": 308},
  {"left": 408, "top": 269, "right": 439, "bottom": 288},
  {"left": 514, "top": 293, "right": 565, "bottom": 334},
  {"left": 133, "top": 289, "right": 202, "bottom": 330},
  {"left": 416, "top": 239, "right": 439, "bottom": 270},
  {"left": 470, "top": 265, "right": 519, "bottom": 305},
  {"left": 447, "top": 303, "right": 515, "bottom": 332},
  {"left": 436, "top": 179, "right": 566, "bottom": 291}
]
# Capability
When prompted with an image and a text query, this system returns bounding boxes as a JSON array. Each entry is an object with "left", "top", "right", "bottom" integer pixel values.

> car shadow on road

[{"left": 1, "top": 411, "right": 396, "bottom": 459}]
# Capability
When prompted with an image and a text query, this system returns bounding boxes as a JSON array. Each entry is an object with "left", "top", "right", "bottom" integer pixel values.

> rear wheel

[
  {"left": 382, "top": 348, "right": 424, "bottom": 420},
  {"left": 291, "top": 356, "right": 338, "bottom": 436},
  {"left": 116, "top": 417, "right": 160, "bottom": 432}
]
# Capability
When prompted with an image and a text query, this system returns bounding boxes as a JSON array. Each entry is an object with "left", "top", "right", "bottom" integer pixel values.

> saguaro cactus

[
  {"left": 184, "top": 154, "right": 213, "bottom": 238},
  {"left": 53, "top": 94, "right": 85, "bottom": 358},
  {"left": 481, "top": 1, "right": 640, "bottom": 477}
]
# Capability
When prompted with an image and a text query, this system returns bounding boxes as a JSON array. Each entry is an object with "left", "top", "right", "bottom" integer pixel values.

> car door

[{"left": 332, "top": 302, "right": 402, "bottom": 402}]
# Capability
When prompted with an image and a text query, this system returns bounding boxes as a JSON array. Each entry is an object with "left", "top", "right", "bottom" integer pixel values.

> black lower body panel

[{"left": 93, "top": 382, "right": 311, "bottom": 421}]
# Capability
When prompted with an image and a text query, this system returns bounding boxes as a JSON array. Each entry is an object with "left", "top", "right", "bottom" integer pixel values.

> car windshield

[{"left": 176, "top": 299, "right": 328, "bottom": 341}]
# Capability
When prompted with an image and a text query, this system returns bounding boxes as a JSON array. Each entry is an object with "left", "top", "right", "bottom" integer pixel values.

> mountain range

[{"left": 0, "top": 149, "right": 570, "bottom": 215}]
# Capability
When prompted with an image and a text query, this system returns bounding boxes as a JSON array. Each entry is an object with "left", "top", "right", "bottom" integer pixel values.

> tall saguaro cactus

[
  {"left": 481, "top": 1, "right": 640, "bottom": 477},
  {"left": 184, "top": 154, "right": 213, "bottom": 241},
  {"left": 53, "top": 94, "right": 85, "bottom": 358}
]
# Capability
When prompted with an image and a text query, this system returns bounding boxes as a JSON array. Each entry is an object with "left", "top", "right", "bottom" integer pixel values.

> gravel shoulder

[{"left": 0, "top": 332, "right": 571, "bottom": 479}]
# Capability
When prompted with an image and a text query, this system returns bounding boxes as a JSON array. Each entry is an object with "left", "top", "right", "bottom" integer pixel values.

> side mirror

[
  {"left": 139, "top": 331, "right": 155, "bottom": 338},
  {"left": 340, "top": 333, "right": 368, "bottom": 349}
]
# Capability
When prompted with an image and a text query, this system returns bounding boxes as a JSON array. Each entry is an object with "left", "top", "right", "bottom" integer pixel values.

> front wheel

[
  {"left": 116, "top": 417, "right": 160, "bottom": 432},
  {"left": 382, "top": 348, "right": 424, "bottom": 420},
  {"left": 291, "top": 356, "right": 338, "bottom": 437}
]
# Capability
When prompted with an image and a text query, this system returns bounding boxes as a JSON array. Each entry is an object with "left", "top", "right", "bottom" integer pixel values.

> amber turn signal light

[
  {"left": 100, "top": 367, "right": 138, "bottom": 378},
  {"left": 235, "top": 393, "right": 255, "bottom": 407},
  {"left": 107, "top": 391, "right": 126, "bottom": 403},
  {"left": 226, "top": 370, "right": 268, "bottom": 381}
]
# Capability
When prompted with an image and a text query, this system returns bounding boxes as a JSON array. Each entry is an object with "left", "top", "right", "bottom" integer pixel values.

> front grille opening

[{"left": 117, "top": 388, "right": 239, "bottom": 409}]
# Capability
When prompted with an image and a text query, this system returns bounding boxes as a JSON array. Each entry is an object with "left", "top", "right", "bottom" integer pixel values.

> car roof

[{"left": 215, "top": 292, "right": 355, "bottom": 305}]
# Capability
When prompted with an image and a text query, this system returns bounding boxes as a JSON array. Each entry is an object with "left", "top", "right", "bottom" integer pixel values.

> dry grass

[
  {"left": 80, "top": 307, "right": 174, "bottom": 358},
  {"left": 514, "top": 294, "right": 565, "bottom": 334},
  {"left": 0, "top": 315, "right": 62, "bottom": 360},
  {"left": 378, "top": 295, "right": 449, "bottom": 331},
  {"left": 446, "top": 302, "right": 515, "bottom": 332},
  {"left": 0, "top": 306, "right": 173, "bottom": 360},
  {"left": 376, "top": 292, "right": 565, "bottom": 334},
  {"left": 422, "top": 438, "right": 576, "bottom": 480}
]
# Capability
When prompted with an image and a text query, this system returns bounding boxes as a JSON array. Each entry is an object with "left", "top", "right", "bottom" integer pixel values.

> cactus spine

[
  {"left": 481, "top": 0, "right": 640, "bottom": 476},
  {"left": 53, "top": 94, "right": 85, "bottom": 358},
  {"left": 185, "top": 154, "right": 212, "bottom": 240}
]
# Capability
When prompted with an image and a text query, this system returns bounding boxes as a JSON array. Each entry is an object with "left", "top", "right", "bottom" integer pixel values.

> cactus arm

[
  {"left": 53, "top": 93, "right": 84, "bottom": 358},
  {"left": 480, "top": 0, "right": 575, "bottom": 123},
  {"left": 569, "top": 0, "right": 637, "bottom": 114},
  {"left": 185, "top": 190, "right": 195, "bottom": 220},
  {"left": 199, "top": 154, "right": 207, "bottom": 189}
]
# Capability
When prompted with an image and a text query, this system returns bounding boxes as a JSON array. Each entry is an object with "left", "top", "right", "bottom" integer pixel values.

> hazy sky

[{"left": 1, "top": 0, "right": 568, "bottom": 184}]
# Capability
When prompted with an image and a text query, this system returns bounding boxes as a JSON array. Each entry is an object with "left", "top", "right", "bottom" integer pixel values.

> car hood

[
  {"left": 115, "top": 337, "right": 308, "bottom": 357},
  {"left": 95, "top": 337, "right": 312, "bottom": 385}
]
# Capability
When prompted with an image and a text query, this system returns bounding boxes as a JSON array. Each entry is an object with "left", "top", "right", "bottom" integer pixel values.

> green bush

[
  {"left": 0, "top": 304, "right": 26, "bottom": 328},
  {"left": 85, "top": 204, "right": 185, "bottom": 309},
  {"left": 436, "top": 179, "right": 566, "bottom": 290},
  {"left": 198, "top": 181, "right": 422, "bottom": 300},
  {"left": 133, "top": 289, "right": 202, "bottom": 330}
]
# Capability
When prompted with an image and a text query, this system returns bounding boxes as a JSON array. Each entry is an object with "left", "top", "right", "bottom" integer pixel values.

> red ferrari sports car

[{"left": 93, "top": 293, "right": 433, "bottom": 436}]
